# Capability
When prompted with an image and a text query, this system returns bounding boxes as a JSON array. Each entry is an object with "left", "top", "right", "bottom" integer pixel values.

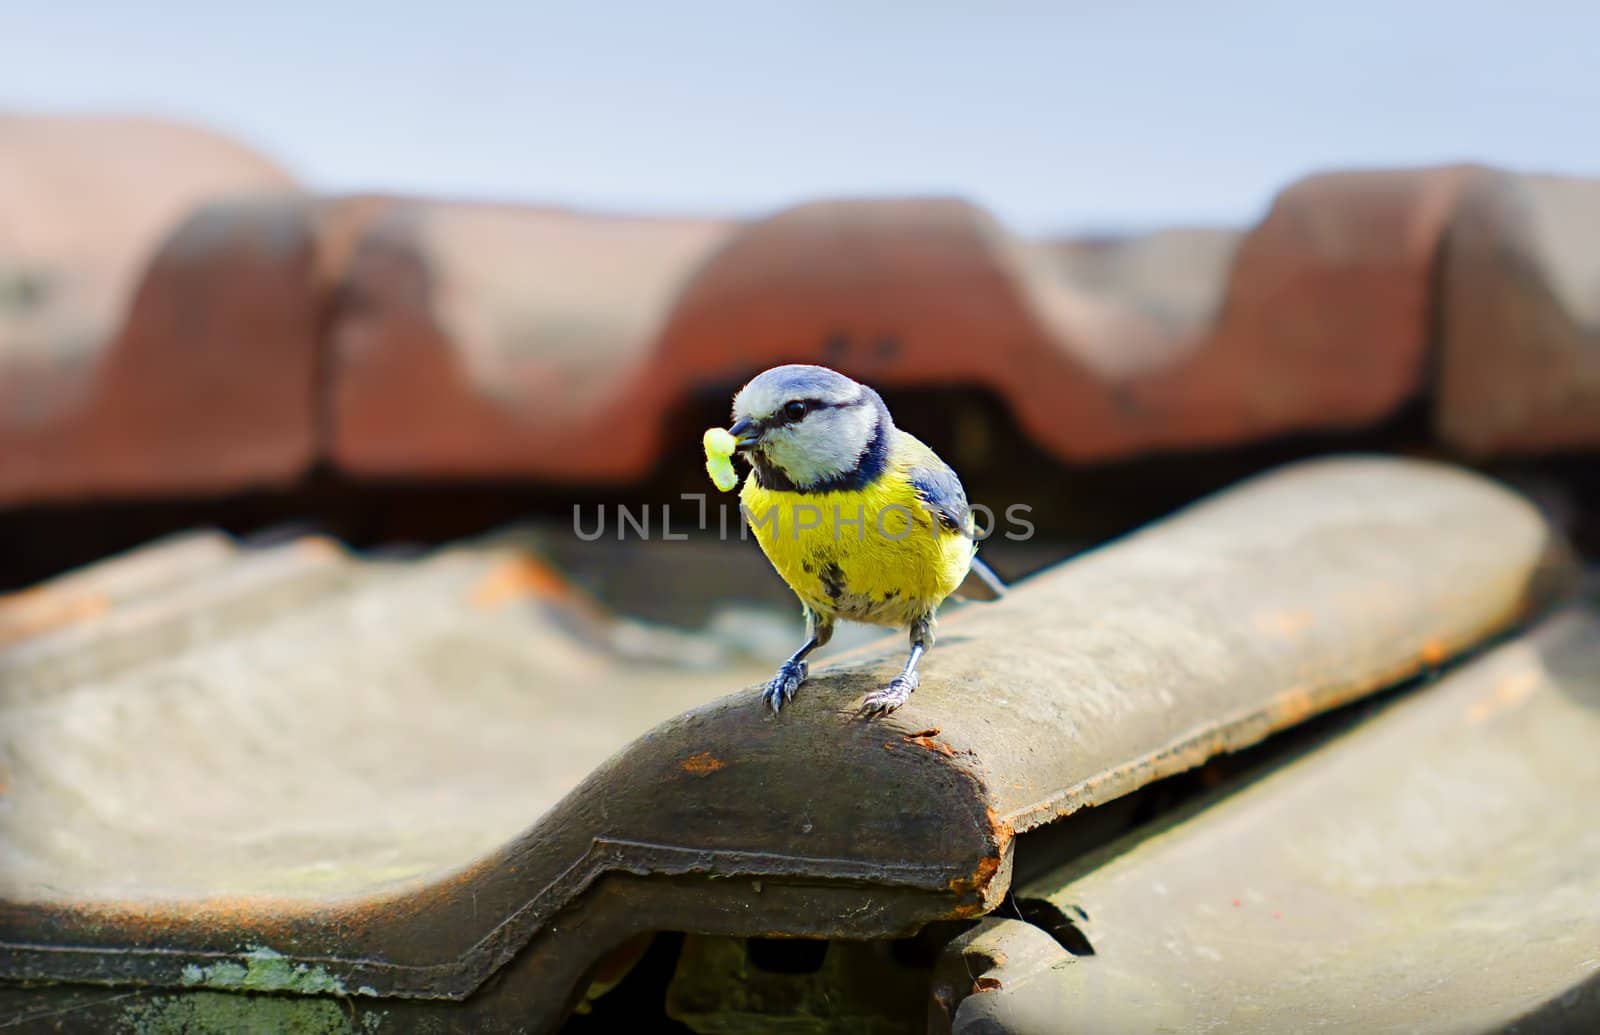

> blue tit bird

[{"left": 723, "top": 364, "right": 1005, "bottom": 716}]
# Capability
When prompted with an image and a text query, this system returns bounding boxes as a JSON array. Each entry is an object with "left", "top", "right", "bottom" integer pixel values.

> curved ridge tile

[
  {"left": 0, "top": 458, "right": 1572, "bottom": 1029},
  {"left": 327, "top": 200, "right": 735, "bottom": 479},
  {"left": 323, "top": 172, "right": 1483, "bottom": 482},
  {"left": 641, "top": 196, "right": 1131, "bottom": 468},
  {"left": 956, "top": 608, "right": 1600, "bottom": 1034},
  {"left": 1121, "top": 167, "right": 1478, "bottom": 445},
  {"left": 0, "top": 116, "right": 304, "bottom": 504}
]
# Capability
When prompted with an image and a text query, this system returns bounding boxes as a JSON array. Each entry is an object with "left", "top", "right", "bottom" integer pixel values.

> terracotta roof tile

[
  {"left": 327, "top": 200, "right": 735, "bottom": 479},
  {"left": 1, "top": 115, "right": 1593, "bottom": 503},
  {"left": 0, "top": 117, "right": 310, "bottom": 504},
  {"left": 324, "top": 172, "right": 1480, "bottom": 480},
  {"left": 1437, "top": 170, "right": 1600, "bottom": 454}
]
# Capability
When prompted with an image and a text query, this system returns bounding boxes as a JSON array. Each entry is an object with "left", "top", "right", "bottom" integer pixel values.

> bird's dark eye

[{"left": 783, "top": 400, "right": 808, "bottom": 422}]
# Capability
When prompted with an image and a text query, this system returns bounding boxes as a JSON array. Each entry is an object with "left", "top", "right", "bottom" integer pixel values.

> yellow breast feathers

[{"left": 739, "top": 431, "right": 975, "bottom": 626}]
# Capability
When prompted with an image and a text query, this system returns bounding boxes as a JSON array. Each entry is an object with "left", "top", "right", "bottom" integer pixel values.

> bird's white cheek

[{"left": 772, "top": 428, "right": 849, "bottom": 485}]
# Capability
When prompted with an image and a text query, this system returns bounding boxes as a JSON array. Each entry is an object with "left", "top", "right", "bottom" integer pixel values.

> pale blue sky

[{"left": 4, "top": 2, "right": 1598, "bottom": 233}]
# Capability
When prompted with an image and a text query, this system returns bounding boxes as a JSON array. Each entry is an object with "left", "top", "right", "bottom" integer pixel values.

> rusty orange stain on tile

[
  {"left": 1467, "top": 670, "right": 1540, "bottom": 723},
  {"left": 71, "top": 893, "right": 313, "bottom": 937},
  {"left": 904, "top": 730, "right": 955, "bottom": 756},
  {"left": 948, "top": 808, "right": 1015, "bottom": 914},
  {"left": 988, "top": 808, "right": 1014, "bottom": 853},
  {"left": 470, "top": 555, "right": 568, "bottom": 611},
  {"left": 1419, "top": 637, "right": 1448, "bottom": 666},
  {"left": 1270, "top": 686, "right": 1316, "bottom": 726},
  {"left": 0, "top": 587, "right": 110, "bottom": 646},
  {"left": 1255, "top": 609, "right": 1313, "bottom": 639},
  {"left": 680, "top": 751, "right": 726, "bottom": 775},
  {"left": 949, "top": 858, "right": 1006, "bottom": 917},
  {"left": 967, "top": 856, "right": 1003, "bottom": 890}
]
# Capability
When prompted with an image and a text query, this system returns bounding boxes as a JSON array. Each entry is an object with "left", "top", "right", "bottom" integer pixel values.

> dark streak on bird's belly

[
  {"left": 742, "top": 477, "right": 966, "bottom": 628},
  {"left": 806, "top": 557, "right": 916, "bottom": 625}
]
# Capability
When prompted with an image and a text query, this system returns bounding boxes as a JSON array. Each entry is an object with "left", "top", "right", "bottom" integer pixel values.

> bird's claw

[
  {"left": 858, "top": 671, "right": 919, "bottom": 718},
  {"left": 763, "top": 659, "right": 809, "bottom": 713}
]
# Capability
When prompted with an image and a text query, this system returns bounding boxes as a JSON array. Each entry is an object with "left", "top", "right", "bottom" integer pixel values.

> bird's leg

[
  {"left": 860, "top": 614, "right": 933, "bottom": 717},
  {"left": 764, "top": 610, "right": 833, "bottom": 713}
]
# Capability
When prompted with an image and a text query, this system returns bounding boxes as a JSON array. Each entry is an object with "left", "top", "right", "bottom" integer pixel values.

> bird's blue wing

[{"left": 908, "top": 460, "right": 971, "bottom": 536}]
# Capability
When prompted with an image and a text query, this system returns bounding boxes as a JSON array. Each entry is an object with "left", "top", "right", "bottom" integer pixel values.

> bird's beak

[{"left": 728, "top": 417, "right": 760, "bottom": 452}]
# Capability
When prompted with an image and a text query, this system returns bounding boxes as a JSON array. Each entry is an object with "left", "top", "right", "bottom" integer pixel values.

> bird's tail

[{"left": 954, "top": 556, "right": 1007, "bottom": 602}]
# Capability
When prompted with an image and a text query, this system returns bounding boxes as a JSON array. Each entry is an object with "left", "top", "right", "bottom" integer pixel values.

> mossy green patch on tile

[
  {"left": 176, "top": 946, "right": 347, "bottom": 995},
  {"left": 122, "top": 990, "right": 353, "bottom": 1035}
]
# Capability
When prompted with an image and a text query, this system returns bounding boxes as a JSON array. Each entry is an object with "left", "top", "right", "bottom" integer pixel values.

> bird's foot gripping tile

[
  {"left": 858, "top": 671, "right": 919, "bottom": 717},
  {"left": 762, "top": 658, "right": 808, "bottom": 712}
]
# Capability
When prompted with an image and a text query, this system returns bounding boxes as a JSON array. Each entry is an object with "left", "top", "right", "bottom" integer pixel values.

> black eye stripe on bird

[
  {"left": 714, "top": 363, "right": 1006, "bottom": 718},
  {"left": 761, "top": 397, "right": 851, "bottom": 430}
]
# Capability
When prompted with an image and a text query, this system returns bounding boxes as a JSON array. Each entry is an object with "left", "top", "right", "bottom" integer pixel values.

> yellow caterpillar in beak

[{"left": 702, "top": 427, "right": 739, "bottom": 492}]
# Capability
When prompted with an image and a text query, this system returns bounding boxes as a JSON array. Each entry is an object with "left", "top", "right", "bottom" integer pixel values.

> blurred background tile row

[{"left": 3, "top": 115, "right": 1596, "bottom": 512}]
